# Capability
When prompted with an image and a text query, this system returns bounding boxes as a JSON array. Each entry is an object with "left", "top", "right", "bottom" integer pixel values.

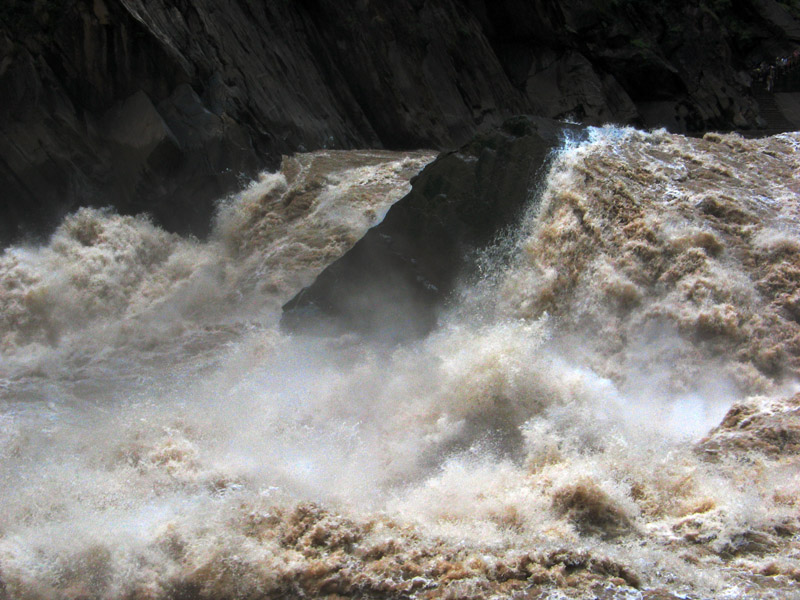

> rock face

[
  {"left": 0, "top": 1, "right": 261, "bottom": 242},
  {"left": 281, "top": 116, "right": 584, "bottom": 341},
  {"left": 1, "top": 0, "right": 799, "bottom": 244}
]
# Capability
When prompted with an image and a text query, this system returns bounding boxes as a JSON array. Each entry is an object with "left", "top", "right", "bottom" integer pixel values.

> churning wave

[{"left": 0, "top": 130, "right": 798, "bottom": 599}]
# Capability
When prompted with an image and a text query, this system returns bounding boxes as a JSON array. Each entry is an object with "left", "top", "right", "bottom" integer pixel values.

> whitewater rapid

[{"left": 1, "top": 130, "right": 799, "bottom": 599}]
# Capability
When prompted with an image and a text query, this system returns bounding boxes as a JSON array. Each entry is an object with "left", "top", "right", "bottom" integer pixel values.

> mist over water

[{"left": 1, "top": 131, "right": 799, "bottom": 599}]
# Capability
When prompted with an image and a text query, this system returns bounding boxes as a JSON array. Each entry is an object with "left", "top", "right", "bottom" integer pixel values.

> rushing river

[{"left": 1, "top": 129, "right": 798, "bottom": 599}]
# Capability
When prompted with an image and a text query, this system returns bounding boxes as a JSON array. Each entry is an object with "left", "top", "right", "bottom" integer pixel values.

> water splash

[{"left": 1, "top": 132, "right": 799, "bottom": 599}]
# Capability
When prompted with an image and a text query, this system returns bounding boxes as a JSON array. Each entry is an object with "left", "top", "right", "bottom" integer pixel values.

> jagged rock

[
  {"left": 0, "top": 0, "right": 262, "bottom": 242},
  {"left": 754, "top": 0, "right": 800, "bottom": 44},
  {"left": 523, "top": 50, "right": 639, "bottom": 124},
  {"left": 281, "top": 116, "right": 584, "bottom": 341}
]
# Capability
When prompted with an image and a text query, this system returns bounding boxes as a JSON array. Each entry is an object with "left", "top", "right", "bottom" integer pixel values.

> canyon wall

[{"left": 1, "top": 0, "right": 799, "bottom": 243}]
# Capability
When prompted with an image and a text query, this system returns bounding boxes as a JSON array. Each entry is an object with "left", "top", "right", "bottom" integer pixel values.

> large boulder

[{"left": 281, "top": 116, "right": 585, "bottom": 341}]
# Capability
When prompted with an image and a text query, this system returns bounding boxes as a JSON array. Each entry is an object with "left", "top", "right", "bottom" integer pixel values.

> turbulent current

[{"left": 1, "top": 131, "right": 799, "bottom": 600}]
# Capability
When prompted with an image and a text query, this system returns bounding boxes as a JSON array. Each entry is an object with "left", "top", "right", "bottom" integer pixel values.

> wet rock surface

[
  {"left": 281, "top": 116, "right": 584, "bottom": 340},
  {"left": 1, "top": 0, "right": 799, "bottom": 245}
]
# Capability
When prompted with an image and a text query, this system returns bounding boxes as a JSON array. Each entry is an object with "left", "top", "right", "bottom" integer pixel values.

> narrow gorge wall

[{"left": 1, "top": 0, "right": 799, "bottom": 244}]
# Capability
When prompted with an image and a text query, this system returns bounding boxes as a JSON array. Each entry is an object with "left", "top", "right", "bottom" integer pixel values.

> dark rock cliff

[
  {"left": 281, "top": 116, "right": 585, "bottom": 341},
  {"left": 1, "top": 0, "right": 799, "bottom": 244}
]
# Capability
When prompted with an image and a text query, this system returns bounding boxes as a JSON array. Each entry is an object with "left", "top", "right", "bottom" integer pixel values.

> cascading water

[{"left": 0, "top": 129, "right": 798, "bottom": 600}]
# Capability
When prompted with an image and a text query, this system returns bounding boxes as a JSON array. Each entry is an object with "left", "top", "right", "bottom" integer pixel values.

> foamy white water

[{"left": 1, "top": 132, "right": 799, "bottom": 599}]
